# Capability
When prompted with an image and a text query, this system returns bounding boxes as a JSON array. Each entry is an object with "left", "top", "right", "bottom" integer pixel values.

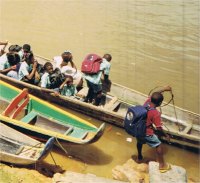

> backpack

[
  {"left": 81, "top": 54, "right": 102, "bottom": 74},
  {"left": 49, "top": 68, "right": 66, "bottom": 89},
  {"left": 124, "top": 105, "right": 155, "bottom": 138}
]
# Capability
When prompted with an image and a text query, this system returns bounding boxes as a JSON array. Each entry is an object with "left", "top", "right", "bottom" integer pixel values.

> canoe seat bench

[
  {"left": 21, "top": 111, "right": 37, "bottom": 123},
  {"left": 64, "top": 126, "right": 74, "bottom": 135}
]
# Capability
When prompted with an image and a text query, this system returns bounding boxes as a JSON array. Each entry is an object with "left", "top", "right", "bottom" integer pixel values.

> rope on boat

[
  {"left": 55, "top": 137, "right": 87, "bottom": 171},
  {"left": 148, "top": 86, "right": 173, "bottom": 107},
  {"left": 55, "top": 137, "right": 69, "bottom": 155},
  {"left": 170, "top": 92, "right": 181, "bottom": 132},
  {"left": 50, "top": 152, "right": 57, "bottom": 166},
  {"left": 34, "top": 161, "right": 37, "bottom": 170},
  {"left": 149, "top": 86, "right": 182, "bottom": 132}
]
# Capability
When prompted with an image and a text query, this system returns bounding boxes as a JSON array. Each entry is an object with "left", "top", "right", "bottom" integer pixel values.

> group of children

[
  {"left": 0, "top": 41, "right": 173, "bottom": 173},
  {"left": 0, "top": 42, "right": 112, "bottom": 103}
]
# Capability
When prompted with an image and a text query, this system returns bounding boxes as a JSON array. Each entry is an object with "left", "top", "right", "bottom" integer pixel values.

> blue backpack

[{"left": 124, "top": 105, "right": 155, "bottom": 138}]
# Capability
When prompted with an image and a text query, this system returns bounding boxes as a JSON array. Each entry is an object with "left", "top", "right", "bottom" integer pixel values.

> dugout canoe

[
  {"left": 0, "top": 45, "right": 199, "bottom": 149},
  {"left": 0, "top": 123, "right": 55, "bottom": 165},
  {"left": 0, "top": 80, "right": 105, "bottom": 145}
]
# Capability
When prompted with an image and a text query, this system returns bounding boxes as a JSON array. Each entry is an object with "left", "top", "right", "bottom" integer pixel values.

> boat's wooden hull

[
  {"left": 0, "top": 115, "right": 105, "bottom": 146},
  {"left": 109, "top": 82, "right": 200, "bottom": 126},
  {"left": 0, "top": 73, "right": 124, "bottom": 127},
  {"left": 0, "top": 153, "right": 36, "bottom": 165},
  {"left": 0, "top": 81, "right": 105, "bottom": 145},
  {"left": 0, "top": 123, "right": 54, "bottom": 165}
]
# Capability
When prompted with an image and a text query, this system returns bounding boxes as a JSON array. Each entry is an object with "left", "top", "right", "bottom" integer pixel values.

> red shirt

[{"left": 144, "top": 98, "right": 162, "bottom": 135}]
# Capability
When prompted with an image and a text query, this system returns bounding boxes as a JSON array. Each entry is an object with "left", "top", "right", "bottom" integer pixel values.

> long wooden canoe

[
  {"left": 0, "top": 80, "right": 105, "bottom": 145},
  {"left": 0, "top": 123, "right": 55, "bottom": 165},
  {"left": 0, "top": 45, "right": 199, "bottom": 149}
]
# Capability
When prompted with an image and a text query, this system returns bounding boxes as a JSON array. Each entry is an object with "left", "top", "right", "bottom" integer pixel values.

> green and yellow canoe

[{"left": 0, "top": 80, "right": 105, "bottom": 145}]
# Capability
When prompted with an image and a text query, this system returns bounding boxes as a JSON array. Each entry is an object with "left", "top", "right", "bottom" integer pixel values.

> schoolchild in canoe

[
  {"left": 53, "top": 50, "right": 83, "bottom": 90},
  {"left": 0, "top": 43, "right": 113, "bottom": 103},
  {"left": 81, "top": 53, "right": 112, "bottom": 106},
  {"left": 0, "top": 44, "right": 22, "bottom": 79},
  {"left": 18, "top": 51, "right": 40, "bottom": 85}
]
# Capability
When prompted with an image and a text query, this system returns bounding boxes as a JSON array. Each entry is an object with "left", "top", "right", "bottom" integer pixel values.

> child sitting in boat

[
  {"left": 53, "top": 50, "right": 83, "bottom": 91},
  {"left": 6, "top": 52, "right": 21, "bottom": 79},
  {"left": 20, "top": 44, "right": 32, "bottom": 61},
  {"left": 59, "top": 75, "right": 77, "bottom": 97},
  {"left": 40, "top": 62, "right": 54, "bottom": 89},
  {"left": 0, "top": 46, "right": 21, "bottom": 77},
  {"left": 18, "top": 52, "right": 40, "bottom": 85}
]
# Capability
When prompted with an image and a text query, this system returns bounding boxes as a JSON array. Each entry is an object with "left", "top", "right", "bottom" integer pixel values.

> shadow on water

[{"left": 53, "top": 144, "right": 113, "bottom": 165}]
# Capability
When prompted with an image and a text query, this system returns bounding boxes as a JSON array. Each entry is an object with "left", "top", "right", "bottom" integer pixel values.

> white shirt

[
  {"left": 40, "top": 72, "right": 51, "bottom": 88},
  {"left": 18, "top": 50, "right": 24, "bottom": 61},
  {"left": 0, "top": 54, "right": 10, "bottom": 70},
  {"left": 102, "top": 58, "right": 111, "bottom": 75},
  {"left": 18, "top": 61, "right": 32, "bottom": 80},
  {"left": 54, "top": 56, "right": 82, "bottom": 86}
]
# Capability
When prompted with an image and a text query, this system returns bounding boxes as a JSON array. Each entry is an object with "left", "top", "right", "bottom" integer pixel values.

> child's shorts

[{"left": 137, "top": 134, "right": 161, "bottom": 148}]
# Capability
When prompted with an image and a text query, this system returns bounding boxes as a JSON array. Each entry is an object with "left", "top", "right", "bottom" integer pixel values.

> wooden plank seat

[
  {"left": 64, "top": 126, "right": 74, "bottom": 135},
  {"left": 104, "top": 96, "right": 119, "bottom": 110},
  {"left": 2, "top": 89, "right": 29, "bottom": 119},
  {"left": 21, "top": 111, "right": 37, "bottom": 123},
  {"left": 68, "top": 127, "right": 88, "bottom": 139}
]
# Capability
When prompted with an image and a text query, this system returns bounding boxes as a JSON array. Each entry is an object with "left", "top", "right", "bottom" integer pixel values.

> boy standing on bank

[{"left": 136, "top": 86, "right": 172, "bottom": 173}]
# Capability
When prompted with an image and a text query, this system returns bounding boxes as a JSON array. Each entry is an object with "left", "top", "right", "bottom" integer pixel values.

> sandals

[{"left": 159, "top": 163, "right": 171, "bottom": 173}]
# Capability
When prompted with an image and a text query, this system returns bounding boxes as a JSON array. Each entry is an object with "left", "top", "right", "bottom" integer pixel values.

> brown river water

[{"left": 0, "top": 0, "right": 199, "bottom": 182}]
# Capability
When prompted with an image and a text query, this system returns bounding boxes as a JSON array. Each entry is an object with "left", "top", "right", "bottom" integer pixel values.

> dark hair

[
  {"left": 61, "top": 52, "right": 72, "bottom": 62},
  {"left": 44, "top": 62, "right": 53, "bottom": 71},
  {"left": 7, "top": 53, "right": 20, "bottom": 66},
  {"left": 103, "top": 54, "right": 112, "bottom": 62},
  {"left": 66, "top": 75, "right": 73, "bottom": 82},
  {"left": 7, "top": 53, "right": 15, "bottom": 65},
  {"left": 151, "top": 92, "right": 164, "bottom": 107},
  {"left": 23, "top": 44, "right": 31, "bottom": 52},
  {"left": 8, "top": 45, "right": 22, "bottom": 52}
]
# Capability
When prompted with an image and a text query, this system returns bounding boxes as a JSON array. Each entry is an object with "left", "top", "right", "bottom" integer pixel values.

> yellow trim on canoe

[
  {"left": 0, "top": 114, "right": 81, "bottom": 143},
  {"left": 0, "top": 80, "right": 97, "bottom": 129}
]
